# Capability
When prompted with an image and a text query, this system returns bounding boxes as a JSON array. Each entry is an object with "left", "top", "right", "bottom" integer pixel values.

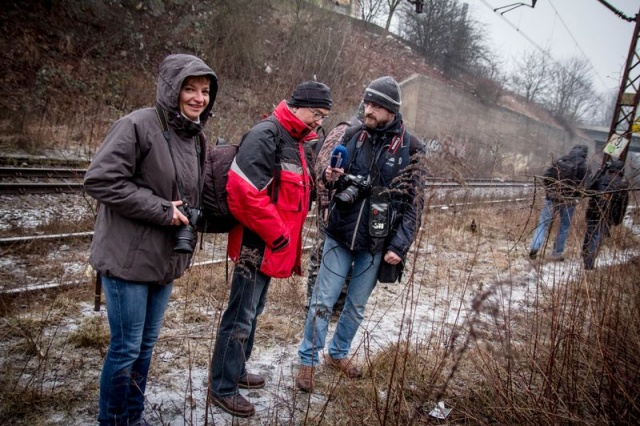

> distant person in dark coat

[
  {"left": 529, "top": 144, "right": 589, "bottom": 261},
  {"left": 582, "top": 160, "right": 629, "bottom": 270}
]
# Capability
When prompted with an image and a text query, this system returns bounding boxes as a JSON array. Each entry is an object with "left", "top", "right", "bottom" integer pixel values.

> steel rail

[
  {"left": 0, "top": 166, "right": 86, "bottom": 179},
  {"left": 0, "top": 232, "right": 94, "bottom": 245},
  {"left": 0, "top": 166, "right": 526, "bottom": 183},
  {"left": 0, "top": 195, "right": 533, "bottom": 247},
  {"left": 0, "top": 179, "right": 531, "bottom": 195},
  {"left": 0, "top": 182, "right": 85, "bottom": 194}
]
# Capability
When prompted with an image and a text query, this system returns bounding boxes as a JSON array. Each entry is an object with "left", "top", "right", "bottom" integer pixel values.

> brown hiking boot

[
  {"left": 547, "top": 254, "right": 565, "bottom": 262},
  {"left": 323, "top": 353, "right": 362, "bottom": 378},
  {"left": 295, "top": 365, "right": 315, "bottom": 393},
  {"left": 238, "top": 372, "right": 265, "bottom": 389},
  {"left": 210, "top": 393, "right": 255, "bottom": 418}
]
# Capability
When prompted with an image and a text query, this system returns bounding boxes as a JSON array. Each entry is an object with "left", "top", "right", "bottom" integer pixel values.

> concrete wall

[{"left": 400, "top": 74, "right": 594, "bottom": 177}]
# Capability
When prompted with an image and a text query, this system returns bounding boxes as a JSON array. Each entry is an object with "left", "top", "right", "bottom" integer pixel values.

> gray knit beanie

[{"left": 363, "top": 76, "right": 401, "bottom": 114}]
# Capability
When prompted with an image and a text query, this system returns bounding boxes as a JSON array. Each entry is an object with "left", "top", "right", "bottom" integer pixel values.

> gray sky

[{"left": 469, "top": 0, "right": 639, "bottom": 94}]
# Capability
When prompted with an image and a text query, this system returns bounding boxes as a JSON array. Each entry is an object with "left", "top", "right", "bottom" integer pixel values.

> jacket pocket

[
  {"left": 259, "top": 244, "right": 296, "bottom": 278},
  {"left": 274, "top": 172, "right": 305, "bottom": 212}
]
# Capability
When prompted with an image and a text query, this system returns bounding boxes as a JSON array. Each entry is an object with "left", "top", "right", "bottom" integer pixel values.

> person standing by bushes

[
  {"left": 529, "top": 144, "right": 589, "bottom": 261},
  {"left": 295, "top": 76, "right": 426, "bottom": 393},
  {"left": 208, "top": 81, "right": 332, "bottom": 418},
  {"left": 582, "top": 160, "right": 629, "bottom": 270},
  {"left": 84, "top": 54, "right": 217, "bottom": 426}
]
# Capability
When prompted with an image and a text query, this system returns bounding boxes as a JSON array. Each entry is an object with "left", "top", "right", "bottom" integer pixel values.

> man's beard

[
  {"left": 365, "top": 115, "right": 388, "bottom": 129},
  {"left": 364, "top": 115, "right": 378, "bottom": 129}
]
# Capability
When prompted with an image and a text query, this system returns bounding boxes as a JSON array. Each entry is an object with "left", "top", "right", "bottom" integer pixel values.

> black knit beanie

[
  {"left": 363, "top": 76, "right": 401, "bottom": 114},
  {"left": 288, "top": 81, "right": 332, "bottom": 110}
]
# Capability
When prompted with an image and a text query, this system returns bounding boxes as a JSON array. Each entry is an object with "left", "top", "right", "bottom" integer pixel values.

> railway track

[
  {"left": 0, "top": 166, "right": 85, "bottom": 194},
  {"left": 0, "top": 195, "right": 534, "bottom": 248},
  {"left": 1, "top": 198, "right": 536, "bottom": 297},
  {"left": 0, "top": 167, "right": 537, "bottom": 297},
  {"left": 0, "top": 165, "right": 532, "bottom": 194}
]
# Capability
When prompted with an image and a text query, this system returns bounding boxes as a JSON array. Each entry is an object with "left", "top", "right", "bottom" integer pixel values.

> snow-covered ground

[{"left": 2, "top": 190, "right": 638, "bottom": 425}]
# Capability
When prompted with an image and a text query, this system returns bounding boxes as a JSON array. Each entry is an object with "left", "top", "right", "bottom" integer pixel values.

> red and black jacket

[{"left": 226, "top": 100, "right": 315, "bottom": 278}]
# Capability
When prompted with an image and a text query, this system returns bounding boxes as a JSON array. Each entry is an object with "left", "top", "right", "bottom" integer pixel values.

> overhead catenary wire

[
  {"left": 547, "top": 0, "right": 609, "bottom": 91},
  {"left": 478, "top": 0, "right": 611, "bottom": 92}
]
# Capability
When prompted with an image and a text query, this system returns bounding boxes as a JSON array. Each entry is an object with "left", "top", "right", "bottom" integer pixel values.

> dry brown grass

[{"left": 0, "top": 200, "right": 639, "bottom": 424}]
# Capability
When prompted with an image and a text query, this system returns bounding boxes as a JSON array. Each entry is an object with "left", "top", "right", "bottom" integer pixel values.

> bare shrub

[
  {"left": 203, "top": 0, "right": 270, "bottom": 82},
  {"left": 67, "top": 315, "right": 109, "bottom": 349}
]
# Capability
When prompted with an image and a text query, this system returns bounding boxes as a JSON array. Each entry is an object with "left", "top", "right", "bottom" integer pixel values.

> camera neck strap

[
  {"left": 155, "top": 105, "right": 202, "bottom": 208},
  {"left": 358, "top": 124, "right": 405, "bottom": 187},
  {"left": 386, "top": 124, "right": 405, "bottom": 184}
]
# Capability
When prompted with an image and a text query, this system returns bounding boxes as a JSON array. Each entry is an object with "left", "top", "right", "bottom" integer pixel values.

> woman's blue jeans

[
  {"left": 209, "top": 259, "right": 270, "bottom": 397},
  {"left": 98, "top": 275, "right": 173, "bottom": 426},
  {"left": 530, "top": 198, "right": 575, "bottom": 256},
  {"left": 298, "top": 235, "right": 381, "bottom": 367}
]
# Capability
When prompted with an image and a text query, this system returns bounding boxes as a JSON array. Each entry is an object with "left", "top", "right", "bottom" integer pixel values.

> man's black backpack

[
  {"left": 154, "top": 105, "right": 239, "bottom": 234},
  {"left": 198, "top": 118, "right": 285, "bottom": 233},
  {"left": 542, "top": 155, "right": 585, "bottom": 201},
  {"left": 198, "top": 138, "right": 239, "bottom": 233},
  {"left": 155, "top": 106, "right": 285, "bottom": 234}
]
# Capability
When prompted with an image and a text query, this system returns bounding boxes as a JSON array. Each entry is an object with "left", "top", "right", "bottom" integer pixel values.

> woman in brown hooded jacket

[{"left": 84, "top": 53, "right": 217, "bottom": 426}]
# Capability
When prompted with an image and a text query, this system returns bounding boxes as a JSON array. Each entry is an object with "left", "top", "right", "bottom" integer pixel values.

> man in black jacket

[
  {"left": 295, "top": 76, "right": 426, "bottom": 392},
  {"left": 529, "top": 144, "right": 589, "bottom": 261},
  {"left": 305, "top": 105, "right": 363, "bottom": 312},
  {"left": 582, "top": 160, "right": 629, "bottom": 270}
]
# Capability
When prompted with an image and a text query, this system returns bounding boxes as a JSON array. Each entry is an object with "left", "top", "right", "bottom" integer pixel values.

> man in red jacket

[{"left": 208, "top": 81, "right": 332, "bottom": 418}]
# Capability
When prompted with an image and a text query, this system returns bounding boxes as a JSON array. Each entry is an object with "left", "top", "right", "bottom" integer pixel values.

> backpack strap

[
  {"left": 311, "top": 125, "right": 327, "bottom": 157},
  {"left": 264, "top": 116, "right": 286, "bottom": 204}
]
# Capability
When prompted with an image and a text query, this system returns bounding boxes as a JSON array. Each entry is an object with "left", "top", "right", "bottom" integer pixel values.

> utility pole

[{"left": 600, "top": 1, "right": 640, "bottom": 166}]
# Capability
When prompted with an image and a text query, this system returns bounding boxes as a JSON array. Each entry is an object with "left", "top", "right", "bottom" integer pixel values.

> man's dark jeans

[{"left": 209, "top": 259, "right": 270, "bottom": 397}]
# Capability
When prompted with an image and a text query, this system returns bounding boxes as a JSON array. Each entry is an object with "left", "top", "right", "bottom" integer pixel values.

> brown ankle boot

[
  {"left": 323, "top": 353, "right": 362, "bottom": 378},
  {"left": 295, "top": 365, "right": 315, "bottom": 393}
]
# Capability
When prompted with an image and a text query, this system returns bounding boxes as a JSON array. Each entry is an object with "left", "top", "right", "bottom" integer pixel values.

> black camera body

[
  {"left": 174, "top": 205, "right": 203, "bottom": 254},
  {"left": 334, "top": 174, "right": 371, "bottom": 206}
]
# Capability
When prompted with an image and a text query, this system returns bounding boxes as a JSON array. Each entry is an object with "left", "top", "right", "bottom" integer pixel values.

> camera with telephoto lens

[
  {"left": 174, "top": 204, "right": 203, "bottom": 254},
  {"left": 334, "top": 174, "right": 371, "bottom": 206}
]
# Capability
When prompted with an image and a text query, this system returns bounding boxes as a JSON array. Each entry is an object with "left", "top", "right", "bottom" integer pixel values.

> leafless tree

[
  {"left": 593, "top": 89, "right": 618, "bottom": 127},
  {"left": 400, "top": 0, "right": 489, "bottom": 78},
  {"left": 355, "top": 0, "right": 385, "bottom": 23},
  {"left": 508, "top": 48, "right": 552, "bottom": 104},
  {"left": 383, "top": 0, "right": 403, "bottom": 31},
  {"left": 545, "top": 56, "right": 598, "bottom": 124}
]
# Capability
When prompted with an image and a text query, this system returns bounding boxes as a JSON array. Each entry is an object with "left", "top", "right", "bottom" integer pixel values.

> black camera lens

[
  {"left": 174, "top": 225, "right": 196, "bottom": 253},
  {"left": 335, "top": 185, "right": 360, "bottom": 205}
]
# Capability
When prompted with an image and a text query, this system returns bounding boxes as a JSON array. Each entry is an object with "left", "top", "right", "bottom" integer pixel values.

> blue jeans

[
  {"left": 98, "top": 275, "right": 173, "bottom": 426},
  {"left": 298, "top": 235, "right": 382, "bottom": 366},
  {"left": 209, "top": 259, "right": 270, "bottom": 397},
  {"left": 582, "top": 219, "right": 609, "bottom": 269},
  {"left": 530, "top": 198, "right": 575, "bottom": 256}
]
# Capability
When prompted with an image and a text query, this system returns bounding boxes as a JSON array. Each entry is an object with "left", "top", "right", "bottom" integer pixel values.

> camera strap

[
  {"left": 264, "top": 116, "right": 285, "bottom": 205},
  {"left": 155, "top": 105, "right": 203, "bottom": 208},
  {"left": 387, "top": 124, "right": 405, "bottom": 156}
]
